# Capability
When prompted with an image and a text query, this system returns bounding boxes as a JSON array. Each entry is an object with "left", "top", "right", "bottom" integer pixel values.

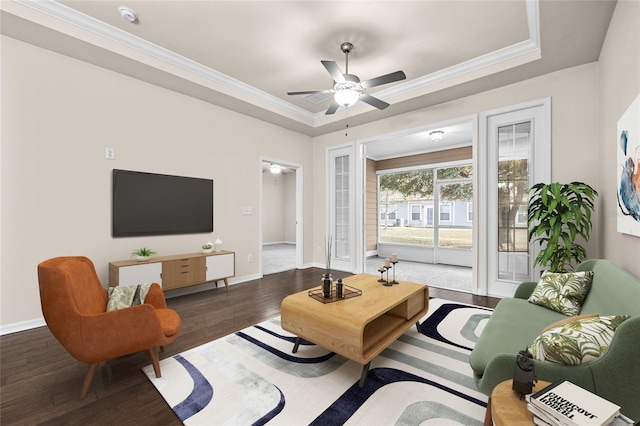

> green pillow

[
  {"left": 530, "top": 315, "right": 631, "bottom": 365},
  {"left": 528, "top": 271, "right": 593, "bottom": 316}
]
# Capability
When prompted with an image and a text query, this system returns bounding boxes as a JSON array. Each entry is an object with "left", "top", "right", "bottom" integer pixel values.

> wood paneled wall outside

[
  {"left": 375, "top": 146, "right": 472, "bottom": 171},
  {"left": 366, "top": 158, "right": 378, "bottom": 252}
]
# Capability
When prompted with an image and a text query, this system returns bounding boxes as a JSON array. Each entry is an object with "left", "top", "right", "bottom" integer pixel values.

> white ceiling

[{"left": 1, "top": 0, "right": 616, "bottom": 157}]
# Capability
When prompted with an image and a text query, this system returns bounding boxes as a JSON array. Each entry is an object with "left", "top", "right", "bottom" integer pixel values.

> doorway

[
  {"left": 260, "top": 159, "right": 303, "bottom": 275},
  {"left": 338, "top": 116, "right": 478, "bottom": 292}
]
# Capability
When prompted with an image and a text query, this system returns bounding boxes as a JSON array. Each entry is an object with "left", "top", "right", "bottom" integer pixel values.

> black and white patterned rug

[{"left": 143, "top": 298, "right": 492, "bottom": 425}]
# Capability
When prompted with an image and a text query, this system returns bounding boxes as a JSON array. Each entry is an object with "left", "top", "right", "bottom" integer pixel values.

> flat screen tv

[{"left": 112, "top": 169, "right": 213, "bottom": 237}]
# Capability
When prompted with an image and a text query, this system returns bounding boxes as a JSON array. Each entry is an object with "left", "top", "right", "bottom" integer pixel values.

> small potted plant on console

[
  {"left": 131, "top": 247, "right": 157, "bottom": 262},
  {"left": 202, "top": 241, "right": 213, "bottom": 254}
]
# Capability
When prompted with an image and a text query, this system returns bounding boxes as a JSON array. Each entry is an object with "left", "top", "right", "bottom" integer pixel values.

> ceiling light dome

[
  {"left": 334, "top": 89, "right": 359, "bottom": 107},
  {"left": 270, "top": 164, "right": 281, "bottom": 174},
  {"left": 430, "top": 130, "right": 444, "bottom": 143}
]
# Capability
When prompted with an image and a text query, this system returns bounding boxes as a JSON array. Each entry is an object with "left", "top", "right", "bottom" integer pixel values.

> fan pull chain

[{"left": 345, "top": 107, "right": 349, "bottom": 136}]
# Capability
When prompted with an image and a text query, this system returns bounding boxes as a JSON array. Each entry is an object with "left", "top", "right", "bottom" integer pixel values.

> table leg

[
  {"left": 359, "top": 362, "right": 371, "bottom": 388},
  {"left": 292, "top": 336, "right": 301, "bottom": 353},
  {"left": 484, "top": 397, "right": 492, "bottom": 426},
  {"left": 415, "top": 321, "right": 421, "bottom": 333}
]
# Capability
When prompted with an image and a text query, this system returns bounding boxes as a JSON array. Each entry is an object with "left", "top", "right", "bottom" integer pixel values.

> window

[
  {"left": 440, "top": 203, "right": 452, "bottom": 222},
  {"left": 467, "top": 202, "right": 473, "bottom": 222},
  {"left": 515, "top": 205, "right": 528, "bottom": 226},
  {"left": 411, "top": 204, "right": 421, "bottom": 221},
  {"left": 380, "top": 205, "right": 397, "bottom": 221},
  {"left": 497, "top": 122, "right": 530, "bottom": 254}
]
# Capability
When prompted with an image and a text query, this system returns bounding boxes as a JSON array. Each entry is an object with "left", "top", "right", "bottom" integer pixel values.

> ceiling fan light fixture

[
  {"left": 270, "top": 163, "right": 282, "bottom": 174},
  {"left": 430, "top": 130, "right": 444, "bottom": 143},
  {"left": 334, "top": 89, "right": 359, "bottom": 107}
]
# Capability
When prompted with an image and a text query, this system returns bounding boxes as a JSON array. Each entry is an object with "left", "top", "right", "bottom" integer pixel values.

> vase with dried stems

[{"left": 322, "top": 236, "right": 333, "bottom": 298}]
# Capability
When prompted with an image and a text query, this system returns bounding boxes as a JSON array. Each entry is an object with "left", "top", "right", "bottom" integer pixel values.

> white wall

[
  {"left": 262, "top": 171, "right": 296, "bottom": 244},
  {"left": 283, "top": 172, "right": 296, "bottom": 243},
  {"left": 597, "top": 0, "right": 640, "bottom": 277},
  {"left": 0, "top": 36, "right": 313, "bottom": 329}
]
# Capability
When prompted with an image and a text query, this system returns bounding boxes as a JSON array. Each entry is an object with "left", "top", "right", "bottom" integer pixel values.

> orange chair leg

[
  {"left": 148, "top": 347, "right": 161, "bottom": 378},
  {"left": 80, "top": 363, "right": 99, "bottom": 399}
]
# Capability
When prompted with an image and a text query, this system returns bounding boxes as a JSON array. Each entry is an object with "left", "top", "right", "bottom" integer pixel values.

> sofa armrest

[
  {"left": 513, "top": 281, "right": 537, "bottom": 299},
  {"left": 475, "top": 315, "right": 640, "bottom": 421}
]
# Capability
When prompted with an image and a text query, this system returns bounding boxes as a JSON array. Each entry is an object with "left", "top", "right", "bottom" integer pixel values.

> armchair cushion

[
  {"left": 530, "top": 314, "right": 631, "bottom": 365},
  {"left": 527, "top": 271, "right": 593, "bottom": 316},
  {"left": 107, "top": 283, "right": 153, "bottom": 312},
  {"left": 155, "top": 309, "right": 181, "bottom": 337}
]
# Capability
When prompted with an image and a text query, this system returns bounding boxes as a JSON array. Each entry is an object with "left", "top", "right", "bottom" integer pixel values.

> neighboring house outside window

[
  {"left": 440, "top": 203, "right": 452, "bottom": 223},
  {"left": 380, "top": 204, "right": 397, "bottom": 225},
  {"left": 515, "top": 204, "right": 528, "bottom": 226},
  {"left": 410, "top": 204, "right": 421, "bottom": 221},
  {"left": 467, "top": 202, "right": 473, "bottom": 222}
]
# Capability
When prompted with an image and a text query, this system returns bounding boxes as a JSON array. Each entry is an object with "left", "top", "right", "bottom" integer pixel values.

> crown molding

[{"left": 14, "top": 0, "right": 540, "bottom": 129}]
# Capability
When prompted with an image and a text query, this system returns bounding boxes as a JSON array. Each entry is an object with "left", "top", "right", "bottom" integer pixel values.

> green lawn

[{"left": 379, "top": 226, "right": 473, "bottom": 249}]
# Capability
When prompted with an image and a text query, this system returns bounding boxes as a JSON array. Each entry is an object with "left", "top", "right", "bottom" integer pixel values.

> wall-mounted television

[{"left": 112, "top": 169, "right": 213, "bottom": 237}]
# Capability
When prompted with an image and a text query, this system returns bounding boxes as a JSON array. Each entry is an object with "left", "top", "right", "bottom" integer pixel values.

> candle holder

[
  {"left": 377, "top": 266, "right": 386, "bottom": 283},
  {"left": 383, "top": 266, "right": 392, "bottom": 286},
  {"left": 391, "top": 261, "right": 399, "bottom": 284}
]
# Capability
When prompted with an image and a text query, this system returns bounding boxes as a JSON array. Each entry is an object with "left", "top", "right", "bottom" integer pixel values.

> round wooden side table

[{"left": 486, "top": 379, "right": 551, "bottom": 426}]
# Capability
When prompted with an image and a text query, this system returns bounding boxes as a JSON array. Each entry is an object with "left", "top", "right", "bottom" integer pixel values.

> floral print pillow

[
  {"left": 107, "top": 283, "right": 152, "bottom": 311},
  {"left": 528, "top": 271, "right": 593, "bottom": 316},
  {"left": 530, "top": 315, "right": 631, "bottom": 365}
]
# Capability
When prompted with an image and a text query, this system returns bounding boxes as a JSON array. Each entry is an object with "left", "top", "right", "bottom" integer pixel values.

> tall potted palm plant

[{"left": 527, "top": 181, "right": 598, "bottom": 273}]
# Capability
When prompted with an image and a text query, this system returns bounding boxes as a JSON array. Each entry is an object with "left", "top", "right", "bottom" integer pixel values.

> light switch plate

[{"left": 242, "top": 207, "right": 252, "bottom": 215}]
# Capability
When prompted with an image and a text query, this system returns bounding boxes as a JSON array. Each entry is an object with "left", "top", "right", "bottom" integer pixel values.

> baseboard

[
  {"left": 0, "top": 317, "right": 46, "bottom": 336},
  {"left": 262, "top": 241, "right": 295, "bottom": 246}
]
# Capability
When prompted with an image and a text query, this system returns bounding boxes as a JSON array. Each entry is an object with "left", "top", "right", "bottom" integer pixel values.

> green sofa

[{"left": 469, "top": 259, "right": 640, "bottom": 421}]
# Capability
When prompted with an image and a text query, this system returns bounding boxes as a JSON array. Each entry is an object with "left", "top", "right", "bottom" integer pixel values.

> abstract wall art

[{"left": 616, "top": 94, "right": 640, "bottom": 237}]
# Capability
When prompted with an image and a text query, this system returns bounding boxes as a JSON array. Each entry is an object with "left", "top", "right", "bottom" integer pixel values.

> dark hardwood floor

[{"left": 0, "top": 268, "right": 500, "bottom": 425}]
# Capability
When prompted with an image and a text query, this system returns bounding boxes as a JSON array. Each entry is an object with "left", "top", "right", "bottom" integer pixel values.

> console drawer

[{"left": 162, "top": 257, "right": 205, "bottom": 290}]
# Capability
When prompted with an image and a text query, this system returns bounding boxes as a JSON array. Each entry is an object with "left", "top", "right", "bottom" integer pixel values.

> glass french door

[
  {"left": 484, "top": 99, "right": 550, "bottom": 297},
  {"left": 328, "top": 146, "right": 355, "bottom": 272}
]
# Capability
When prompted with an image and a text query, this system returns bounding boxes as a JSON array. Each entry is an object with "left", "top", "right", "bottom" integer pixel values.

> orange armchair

[{"left": 37, "top": 256, "right": 181, "bottom": 399}]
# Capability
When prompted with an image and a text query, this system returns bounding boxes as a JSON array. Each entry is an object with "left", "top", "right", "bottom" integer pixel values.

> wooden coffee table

[{"left": 280, "top": 274, "right": 429, "bottom": 387}]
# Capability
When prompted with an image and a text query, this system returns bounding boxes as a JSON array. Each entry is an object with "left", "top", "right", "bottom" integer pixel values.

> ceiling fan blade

[
  {"left": 321, "top": 60, "right": 346, "bottom": 84},
  {"left": 325, "top": 102, "right": 340, "bottom": 115},
  {"left": 360, "top": 70, "right": 407, "bottom": 89},
  {"left": 360, "top": 94, "right": 390, "bottom": 110},
  {"left": 287, "top": 90, "right": 331, "bottom": 96}
]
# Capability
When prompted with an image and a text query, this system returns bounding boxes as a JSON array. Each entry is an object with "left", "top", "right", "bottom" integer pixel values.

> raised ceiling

[{"left": 1, "top": 0, "right": 616, "bottom": 137}]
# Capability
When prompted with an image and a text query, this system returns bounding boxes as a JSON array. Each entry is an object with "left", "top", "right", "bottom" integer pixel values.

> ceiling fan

[{"left": 287, "top": 42, "right": 407, "bottom": 115}]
